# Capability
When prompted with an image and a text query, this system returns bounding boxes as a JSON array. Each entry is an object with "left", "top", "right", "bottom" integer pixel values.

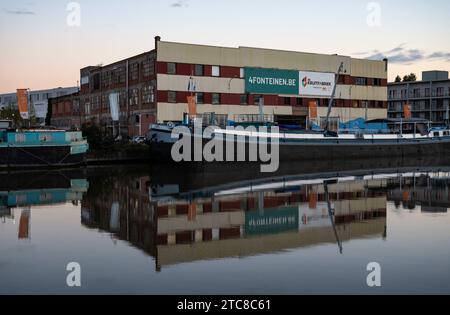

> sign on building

[
  {"left": 245, "top": 67, "right": 335, "bottom": 97},
  {"left": 33, "top": 102, "right": 48, "bottom": 119},
  {"left": 299, "top": 71, "right": 335, "bottom": 97},
  {"left": 109, "top": 93, "right": 120, "bottom": 122},
  {"left": 16, "top": 89, "right": 29, "bottom": 119},
  {"left": 245, "top": 68, "right": 299, "bottom": 95}
]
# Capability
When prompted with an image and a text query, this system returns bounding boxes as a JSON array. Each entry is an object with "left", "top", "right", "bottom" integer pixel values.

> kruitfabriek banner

[
  {"left": 109, "top": 92, "right": 120, "bottom": 122},
  {"left": 245, "top": 67, "right": 336, "bottom": 97},
  {"left": 16, "top": 89, "right": 29, "bottom": 119}
]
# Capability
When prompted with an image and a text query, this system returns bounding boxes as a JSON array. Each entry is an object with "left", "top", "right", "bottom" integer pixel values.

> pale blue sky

[{"left": 1, "top": 0, "right": 450, "bottom": 92}]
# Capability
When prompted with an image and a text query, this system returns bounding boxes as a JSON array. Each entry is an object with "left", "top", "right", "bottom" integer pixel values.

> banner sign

[
  {"left": 16, "top": 89, "right": 29, "bottom": 119},
  {"left": 245, "top": 68, "right": 299, "bottom": 95},
  {"left": 299, "top": 71, "right": 335, "bottom": 97},
  {"left": 245, "top": 68, "right": 335, "bottom": 97},
  {"left": 33, "top": 101, "right": 48, "bottom": 119},
  {"left": 403, "top": 104, "right": 412, "bottom": 119},
  {"left": 109, "top": 93, "right": 120, "bottom": 122},
  {"left": 187, "top": 96, "right": 197, "bottom": 116},
  {"left": 245, "top": 207, "right": 299, "bottom": 236}
]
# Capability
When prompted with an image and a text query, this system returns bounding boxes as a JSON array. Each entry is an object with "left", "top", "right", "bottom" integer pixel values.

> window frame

[
  {"left": 196, "top": 92, "right": 204, "bottom": 104},
  {"left": 212, "top": 66, "right": 220, "bottom": 77},
  {"left": 195, "top": 64, "right": 204, "bottom": 76},
  {"left": 167, "top": 63, "right": 177, "bottom": 75},
  {"left": 168, "top": 91, "right": 177, "bottom": 103},
  {"left": 211, "top": 93, "right": 220, "bottom": 105}
]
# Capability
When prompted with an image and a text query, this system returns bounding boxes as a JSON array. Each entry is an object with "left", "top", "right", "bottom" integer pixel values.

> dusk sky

[{"left": 1, "top": 0, "right": 450, "bottom": 93}]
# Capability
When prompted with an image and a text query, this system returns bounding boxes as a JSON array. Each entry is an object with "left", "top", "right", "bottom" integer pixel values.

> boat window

[
  {"left": 433, "top": 132, "right": 440, "bottom": 137},
  {"left": 15, "top": 134, "right": 26, "bottom": 143},
  {"left": 444, "top": 131, "right": 450, "bottom": 136}
]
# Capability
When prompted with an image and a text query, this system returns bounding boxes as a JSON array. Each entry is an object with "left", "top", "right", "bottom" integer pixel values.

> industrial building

[
  {"left": 50, "top": 36, "right": 388, "bottom": 136},
  {"left": 388, "top": 71, "right": 450, "bottom": 124},
  {"left": 0, "top": 87, "right": 79, "bottom": 124}
]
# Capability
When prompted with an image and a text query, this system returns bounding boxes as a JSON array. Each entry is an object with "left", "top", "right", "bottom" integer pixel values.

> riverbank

[
  {"left": 0, "top": 143, "right": 152, "bottom": 171},
  {"left": 86, "top": 143, "right": 151, "bottom": 165}
]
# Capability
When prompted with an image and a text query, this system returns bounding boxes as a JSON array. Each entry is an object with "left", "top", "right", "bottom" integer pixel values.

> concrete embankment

[{"left": 86, "top": 144, "right": 151, "bottom": 165}]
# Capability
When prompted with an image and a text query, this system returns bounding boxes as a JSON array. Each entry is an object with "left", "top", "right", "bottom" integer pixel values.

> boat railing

[{"left": 231, "top": 114, "right": 274, "bottom": 124}]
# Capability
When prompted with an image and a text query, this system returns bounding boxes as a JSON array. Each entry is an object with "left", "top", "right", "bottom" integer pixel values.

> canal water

[{"left": 1, "top": 162, "right": 450, "bottom": 294}]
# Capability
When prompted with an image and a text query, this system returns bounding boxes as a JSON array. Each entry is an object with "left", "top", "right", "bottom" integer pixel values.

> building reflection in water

[
  {"left": 80, "top": 169, "right": 450, "bottom": 272},
  {"left": 0, "top": 170, "right": 88, "bottom": 240},
  {"left": 3, "top": 168, "right": 450, "bottom": 271}
]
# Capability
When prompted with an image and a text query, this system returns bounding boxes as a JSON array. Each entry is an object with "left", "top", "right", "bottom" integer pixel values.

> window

[
  {"left": 85, "top": 102, "right": 91, "bottom": 115},
  {"left": 115, "top": 67, "right": 126, "bottom": 84},
  {"left": 355, "top": 77, "right": 367, "bottom": 86},
  {"left": 142, "top": 83, "right": 155, "bottom": 104},
  {"left": 283, "top": 97, "right": 291, "bottom": 105},
  {"left": 253, "top": 95, "right": 263, "bottom": 105},
  {"left": 196, "top": 92, "right": 204, "bottom": 104},
  {"left": 374, "top": 78, "right": 382, "bottom": 86},
  {"left": 296, "top": 98, "right": 303, "bottom": 106},
  {"left": 413, "top": 88, "right": 420, "bottom": 98},
  {"left": 168, "top": 91, "right": 177, "bottom": 103},
  {"left": 425, "top": 88, "right": 430, "bottom": 97},
  {"left": 130, "top": 63, "right": 139, "bottom": 81},
  {"left": 91, "top": 96, "right": 100, "bottom": 111},
  {"left": 212, "top": 66, "right": 220, "bottom": 77},
  {"left": 240, "top": 94, "right": 248, "bottom": 105},
  {"left": 240, "top": 68, "right": 245, "bottom": 78},
  {"left": 167, "top": 63, "right": 177, "bottom": 75},
  {"left": 143, "top": 56, "right": 155, "bottom": 77},
  {"left": 15, "top": 134, "right": 26, "bottom": 143},
  {"left": 212, "top": 93, "right": 220, "bottom": 105},
  {"left": 195, "top": 64, "right": 204, "bottom": 76},
  {"left": 129, "top": 88, "right": 139, "bottom": 106},
  {"left": 93, "top": 73, "right": 101, "bottom": 90},
  {"left": 135, "top": 115, "right": 140, "bottom": 124},
  {"left": 401, "top": 89, "right": 407, "bottom": 98},
  {"left": 81, "top": 76, "right": 89, "bottom": 85},
  {"left": 437, "top": 87, "right": 444, "bottom": 97}
]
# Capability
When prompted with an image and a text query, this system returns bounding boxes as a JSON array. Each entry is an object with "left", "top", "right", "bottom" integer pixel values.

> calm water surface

[{"left": 1, "top": 163, "right": 450, "bottom": 294}]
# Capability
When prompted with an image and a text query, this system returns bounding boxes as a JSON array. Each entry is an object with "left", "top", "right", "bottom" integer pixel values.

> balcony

[{"left": 389, "top": 91, "right": 450, "bottom": 100}]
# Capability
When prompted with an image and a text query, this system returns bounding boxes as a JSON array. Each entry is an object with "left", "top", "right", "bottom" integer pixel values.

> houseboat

[
  {"left": 149, "top": 117, "right": 450, "bottom": 163},
  {"left": 0, "top": 120, "right": 88, "bottom": 169}
]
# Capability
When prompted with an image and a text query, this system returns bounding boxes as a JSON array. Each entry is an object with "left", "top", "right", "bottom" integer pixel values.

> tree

[
  {"left": 0, "top": 107, "right": 22, "bottom": 127},
  {"left": 402, "top": 73, "right": 417, "bottom": 82},
  {"left": 394, "top": 75, "right": 402, "bottom": 83}
]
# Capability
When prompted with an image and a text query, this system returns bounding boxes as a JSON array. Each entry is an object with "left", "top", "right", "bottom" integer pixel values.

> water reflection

[
  {"left": 75, "top": 166, "right": 450, "bottom": 271},
  {"left": 2, "top": 163, "right": 450, "bottom": 293},
  {"left": 0, "top": 170, "right": 88, "bottom": 239}
]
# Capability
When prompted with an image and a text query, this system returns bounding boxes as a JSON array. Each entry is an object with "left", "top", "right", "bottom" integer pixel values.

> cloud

[
  {"left": 355, "top": 44, "right": 450, "bottom": 65},
  {"left": 170, "top": 0, "right": 189, "bottom": 8},
  {"left": 429, "top": 52, "right": 450, "bottom": 62},
  {"left": 4, "top": 9, "right": 35, "bottom": 15}
]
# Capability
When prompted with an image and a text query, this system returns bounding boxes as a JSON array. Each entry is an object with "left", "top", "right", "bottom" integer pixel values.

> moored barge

[{"left": 0, "top": 120, "right": 88, "bottom": 169}]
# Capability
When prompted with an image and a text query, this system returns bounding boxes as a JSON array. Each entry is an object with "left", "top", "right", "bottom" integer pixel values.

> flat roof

[
  {"left": 159, "top": 40, "right": 386, "bottom": 63},
  {"left": 389, "top": 79, "right": 450, "bottom": 85}
]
